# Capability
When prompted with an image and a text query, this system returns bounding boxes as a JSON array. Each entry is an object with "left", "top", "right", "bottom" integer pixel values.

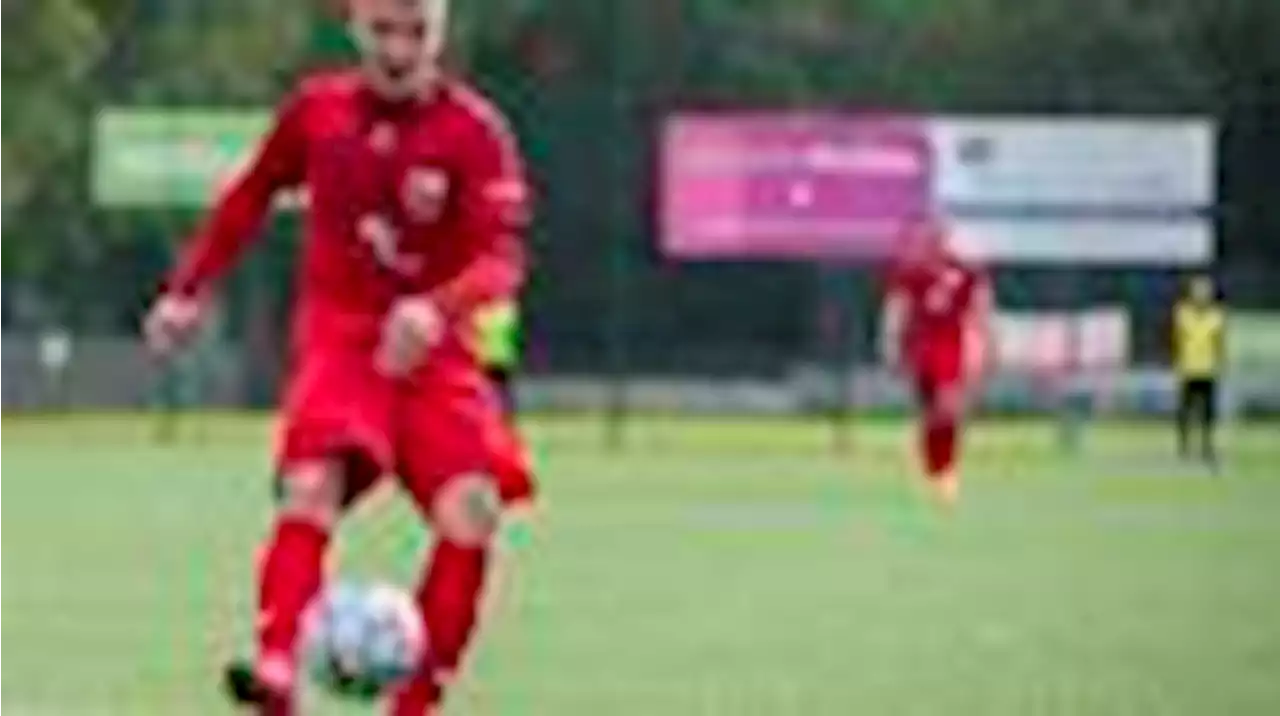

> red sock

[
  {"left": 256, "top": 518, "right": 329, "bottom": 681},
  {"left": 391, "top": 540, "right": 489, "bottom": 715},
  {"left": 923, "top": 417, "right": 957, "bottom": 477}
]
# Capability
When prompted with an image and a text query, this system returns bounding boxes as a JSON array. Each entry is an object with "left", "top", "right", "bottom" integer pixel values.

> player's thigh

[
  {"left": 914, "top": 371, "right": 963, "bottom": 418},
  {"left": 1176, "top": 380, "right": 1193, "bottom": 418},
  {"left": 276, "top": 349, "right": 396, "bottom": 506},
  {"left": 913, "top": 373, "right": 939, "bottom": 412},
  {"left": 485, "top": 366, "right": 516, "bottom": 415},
  {"left": 1197, "top": 379, "right": 1219, "bottom": 423},
  {"left": 396, "top": 381, "right": 535, "bottom": 545},
  {"left": 935, "top": 380, "right": 965, "bottom": 418}
]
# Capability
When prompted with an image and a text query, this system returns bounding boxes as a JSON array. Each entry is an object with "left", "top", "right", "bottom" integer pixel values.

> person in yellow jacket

[
  {"left": 1172, "top": 275, "right": 1226, "bottom": 468},
  {"left": 476, "top": 298, "right": 521, "bottom": 415}
]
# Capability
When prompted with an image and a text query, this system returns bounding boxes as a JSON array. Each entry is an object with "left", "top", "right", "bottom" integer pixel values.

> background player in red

[
  {"left": 143, "top": 0, "right": 534, "bottom": 713},
  {"left": 884, "top": 216, "right": 993, "bottom": 508}
]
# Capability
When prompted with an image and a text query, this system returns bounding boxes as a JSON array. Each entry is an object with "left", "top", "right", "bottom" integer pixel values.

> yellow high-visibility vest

[
  {"left": 1173, "top": 300, "right": 1225, "bottom": 379},
  {"left": 476, "top": 300, "right": 520, "bottom": 369}
]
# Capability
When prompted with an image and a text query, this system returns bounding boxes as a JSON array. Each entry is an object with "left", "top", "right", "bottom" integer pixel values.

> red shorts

[
  {"left": 275, "top": 348, "right": 535, "bottom": 510},
  {"left": 910, "top": 343, "right": 964, "bottom": 411},
  {"left": 909, "top": 340, "right": 962, "bottom": 381}
]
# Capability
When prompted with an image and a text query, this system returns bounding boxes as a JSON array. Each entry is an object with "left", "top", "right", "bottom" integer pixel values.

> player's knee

[
  {"left": 933, "top": 386, "right": 963, "bottom": 420},
  {"left": 431, "top": 474, "right": 501, "bottom": 547},
  {"left": 277, "top": 460, "right": 344, "bottom": 528}
]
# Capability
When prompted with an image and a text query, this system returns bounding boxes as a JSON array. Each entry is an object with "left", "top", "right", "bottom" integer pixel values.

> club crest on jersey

[{"left": 402, "top": 166, "right": 450, "bottom": 224}]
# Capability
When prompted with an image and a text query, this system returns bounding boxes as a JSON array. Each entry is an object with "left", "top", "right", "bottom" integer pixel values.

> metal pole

[
  {"left": 603, "top": 3, "right": 630, "bottom": 451},
  {"left": 820, "top": 265, "right": 857, "bottom": 454},
  {"left": 1059, "top": 267, "right": 1086, "bottom": 453}
]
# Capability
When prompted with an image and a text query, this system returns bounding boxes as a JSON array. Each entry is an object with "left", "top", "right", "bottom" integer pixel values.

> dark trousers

[
  {"left": 1176, "top": 377, "right": 1218, "bottom": 463},
  {"left": 486, "top": 366, "right": 516, "bottom": 417}
]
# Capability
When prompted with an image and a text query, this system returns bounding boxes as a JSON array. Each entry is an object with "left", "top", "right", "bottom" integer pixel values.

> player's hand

[
  {"left": 377, "top": 296, "right": 445, "bottom": 377},
  {"left": 970, "top": 351, "right": 993, "bottom": 386},
  {"left": 142, "top": 294, "right": 203, "bottom": 358},
  {"left": 964, "top": 330, "right": 994, "bottom": 384}
]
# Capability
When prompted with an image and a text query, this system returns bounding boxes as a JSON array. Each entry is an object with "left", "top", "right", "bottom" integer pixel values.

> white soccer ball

[{"left": 302, "top": 580, "right": 427, "bottom": 697}]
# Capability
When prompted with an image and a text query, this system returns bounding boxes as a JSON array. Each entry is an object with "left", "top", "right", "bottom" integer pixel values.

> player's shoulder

[
  {"left": 441, "top": 79, "right": 516, "bottom": 143},
  {"left": 886, "top": 259, "right": 921, "bottom": 292},
  {"left": 945, "top": 253, "right": 986, "bottom": 283},
  {"left": 289, "top": 68, "right": 364, "bottom": 107}
]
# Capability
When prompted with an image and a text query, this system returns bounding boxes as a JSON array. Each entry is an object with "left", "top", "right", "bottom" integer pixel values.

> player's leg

[
  {"left": 914, "top": 374, "right": 940, "bottom": 475},
  {"left": 916, "top": 373, "right": 962, "bottom": 505},
  {"left": 390, "top": 383, "right": 536, "bottom": 715},
  {"left": 225, "top": 460, "right": 345, "bottom": 709},
  {"left": 391, "top": 474, "right": 499, "bottom": 714},
  {"left": 225, "top": 352, "right": 394, "bottom": 714},
  {"left": 929, "top": 385, "right": 963, "bottom": 485},
  {"left": 1198, "top": 379, "right": 1219, "bottom": 467},
  {"left": 1176, "top": 378, "right": 1193, "bottom": 459}
]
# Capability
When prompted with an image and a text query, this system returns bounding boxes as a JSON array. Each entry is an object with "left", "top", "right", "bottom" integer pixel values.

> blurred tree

[
  {"left": 4, "top": 0, "right": 1280, "bottom": 348},
  {"left": 310, "top": 0, "right": 357, "bottom": 62},
  {"left": 2, "top": 0, "right": 106, "bottom": 217}
]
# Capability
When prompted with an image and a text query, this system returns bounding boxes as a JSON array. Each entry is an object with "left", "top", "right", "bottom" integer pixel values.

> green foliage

[
  {"left": 4, "top": 0, "right": 1280, "bottom": 341},
  {"left": 2, "top": 0, "right": 106, "bottom": 213},
  {"left": 678, "top": 0, "right": 1224, "bottom": 110}
]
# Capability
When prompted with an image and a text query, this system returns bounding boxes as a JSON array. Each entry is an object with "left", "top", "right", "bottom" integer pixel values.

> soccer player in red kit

[
  {"left": 884, "top": 216, "right": 993, "bottom": 508},
  {"left": 142, "top": 0, "right": 534, "bottom": 713}
]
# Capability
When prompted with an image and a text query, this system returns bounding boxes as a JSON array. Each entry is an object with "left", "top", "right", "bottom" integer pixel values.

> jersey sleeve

[
  {"left": 425, "top": 113, "right": 530, "bottom": 319},
  {"left": 163, "top": 90, "right": 308, "bottom": 297},
  {"left": 884, "top": 261, "right": 913, "bottom": 299},
  {"left": 966, "top": 265, "right": 992, "bottom": 316}
]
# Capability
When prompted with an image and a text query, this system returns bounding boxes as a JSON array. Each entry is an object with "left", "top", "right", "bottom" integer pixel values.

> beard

[{"left": 363, "top": 59, "right": 438, "bottom": 100}]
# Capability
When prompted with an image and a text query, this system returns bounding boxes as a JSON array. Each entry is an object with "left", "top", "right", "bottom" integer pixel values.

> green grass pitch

[{"left": 4, "top": 414, "right": 1280, "bottom": 714}]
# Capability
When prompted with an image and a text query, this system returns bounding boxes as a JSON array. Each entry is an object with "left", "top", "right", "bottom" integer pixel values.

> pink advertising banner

[{"left": 660, "top": 113, "right": 932, "bottom": 260}]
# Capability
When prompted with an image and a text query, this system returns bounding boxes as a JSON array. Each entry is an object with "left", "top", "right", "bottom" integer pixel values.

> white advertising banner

[
  {"left": 879, "top": 308, "right": 1131, "bottom": 370},
  {"left": 929, "top": 116, "right": 1215, "bottom": 264},
  {"left": 932, "top": 117, "right": 1214, "bottom": 207},
  {"left": 989, "top": 309, "right": 1131, "bottom": 371},
  {"left": 949, "top": 217, "right": 1212, "bottom": 264}
]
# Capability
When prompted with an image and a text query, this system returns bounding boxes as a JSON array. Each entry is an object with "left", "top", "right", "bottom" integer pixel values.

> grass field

[{"left": 4, "top": 413, "right": 1280, "bottom": 715}]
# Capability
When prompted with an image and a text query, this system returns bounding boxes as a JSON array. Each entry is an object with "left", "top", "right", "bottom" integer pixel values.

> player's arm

[
  {"left": 882, "top": 278, "right": 910, "bottom": 371},
  {"left": 379, "top": 114, "right": 529, "bottom": 376},
  {"left": 1171, "top": 303, "right": 1183, "bottom": 370},
  {"left": 166, "top": 92, "right": 308, "bottom": 295},
  {"left": 145, "top": 91, "right": 307, "bottom": 354},
  {"left": 1215, "top": 308, "right": 1228, "bottom": 374},
  {"left": 965, "top": 274, "right": 995, "bottom": 380},
  {"left": 429, "top": 119, "right": 529, "bottom": 319}
]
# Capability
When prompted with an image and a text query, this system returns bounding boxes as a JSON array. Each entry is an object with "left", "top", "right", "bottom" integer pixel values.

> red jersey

[
  {"left": 166, "top": 71, "right": 528, "bottom": 366},
  {"left": 888, "top": 255, "right": 986, "bottom": 374}
]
